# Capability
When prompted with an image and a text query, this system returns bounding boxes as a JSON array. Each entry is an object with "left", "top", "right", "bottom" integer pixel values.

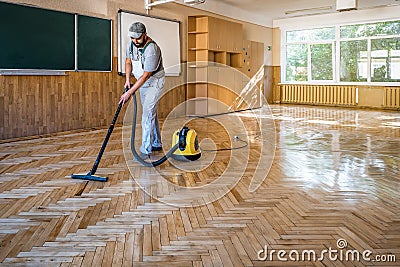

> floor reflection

[{"left": 269, "top": 105, "right": 399, "bottom": 203}]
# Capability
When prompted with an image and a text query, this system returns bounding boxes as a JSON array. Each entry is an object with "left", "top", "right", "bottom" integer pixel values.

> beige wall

[
  {"left": 9, "top": 0, "right": 109, "bottom": 17},
  {"left": 272, "top": 28, "right": 281, "bottom": 67},
  {"left": 241, "top": 23, "right": 272, "bottom": 66},
  {"left": 9, "top": 0, "right": 272, "bottom": 64}
]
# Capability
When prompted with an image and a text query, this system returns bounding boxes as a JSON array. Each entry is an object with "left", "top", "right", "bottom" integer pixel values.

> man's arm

[
  {"left": 120, "top": 71, "right": 152, "bottom": 104},
  {"left": 125, "top": 58, "right": 133, "bottom": 88}
]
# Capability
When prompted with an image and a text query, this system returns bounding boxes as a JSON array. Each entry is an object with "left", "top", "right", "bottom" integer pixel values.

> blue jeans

[{"left": 139, "top": 76, "right": 165, "bottom": 154}]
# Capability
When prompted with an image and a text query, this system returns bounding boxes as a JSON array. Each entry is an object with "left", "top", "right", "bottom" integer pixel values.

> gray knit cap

[{"left": 128, "top": 22, "right": 146, "bottom": 39}]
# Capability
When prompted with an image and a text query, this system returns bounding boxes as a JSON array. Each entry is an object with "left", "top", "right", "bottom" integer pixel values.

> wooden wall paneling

[
  {"left": 272, "top": 66, "right": 281, "bottom": 103},
  {"left": 8, "top": 76, "right": 15, "bottom": 137},
  {"left": 0, "top": 57, "right": 134, "bottom": 140},
  {"left": 158, "top": 84, "right": 186, "bottom": 119},
  {"left": 1, "top": 78, "right": 8, "bottom": 136},
  {"left": 0, "top": 94, "right": 3, "bottom": 133},
  {"left": 263, "top": 66, "right": 273, "bottom": 104},
  {"left": 207, "top": 83, "right": 219, "bottom": 114}
]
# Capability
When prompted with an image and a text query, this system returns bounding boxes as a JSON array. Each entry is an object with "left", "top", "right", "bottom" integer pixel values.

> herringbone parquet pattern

[{"left": 0, "top": 105, "right": 399, "bottom": 266}]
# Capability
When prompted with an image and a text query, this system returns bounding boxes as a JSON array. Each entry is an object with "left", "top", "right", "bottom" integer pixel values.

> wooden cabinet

[
  {"left": 227, "top": 22, "right": 243, "bottom": 53},
  {"left": 207, "top": 66, "right": 243, "bottom": 114},
  {"left": 208, "top": 17, "right": 226, "bottom": 51},
  {"left": 241, "top": 40, "right": 265, "bottom": 109},
  {"left": 207, "top": 17, "right": 242, "bottom": 52},
  {"left": 187, "top": 15, "right": 244, "bottom": 115},
  {"left": 242, "top": 40, "right": 264, "bottom": 78}
]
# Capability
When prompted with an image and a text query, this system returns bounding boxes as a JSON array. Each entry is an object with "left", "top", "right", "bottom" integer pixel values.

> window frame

[{"left": 282, "top": 19, "right": 400, "bottom": 86}]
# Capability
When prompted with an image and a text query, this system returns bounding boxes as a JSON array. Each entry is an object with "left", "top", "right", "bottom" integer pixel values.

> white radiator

[
  {"left": 383, "top": 87, "right": 400, "bottom": 108},
  {"left": 281, "top": 84, "right": 357, "bottom": 106}
]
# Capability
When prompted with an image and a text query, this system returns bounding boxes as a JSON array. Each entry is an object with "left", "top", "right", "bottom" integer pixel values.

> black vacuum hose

[{"left": 131, "top": 92, "right": 179, "bottom": 167}]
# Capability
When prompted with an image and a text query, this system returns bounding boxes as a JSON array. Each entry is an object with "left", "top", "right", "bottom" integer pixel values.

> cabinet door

[
  {"left": 207, "top": 84, "right": 219, "bottom": 114},
  {"left": 218, "top": 66, "right": 237, "bottom": 113},
  {"left": 228, "top": 22, "right": 243, "bottom": 53},
  {"left": 207, "top": 65, "right": 219, "bottom": 85},
  {"left": 208, "top": 17, "right": 225, "bottom": 51},
  {"left": 250, "top": 42, "right": 265, "bottom": 77},
  {"left": 225, "top": 21, "right": 234, "bottom": 52},
  {"left": 207, "top": 65, "right": 220, "bottom": 114},
  {"left": 242, "top": 40, "right": 251, "bottom": 78},
  {"left": 218, "top": 66, "right": 235, "bottom": 92}
]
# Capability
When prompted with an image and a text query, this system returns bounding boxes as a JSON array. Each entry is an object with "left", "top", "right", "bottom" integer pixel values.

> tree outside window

[
  {"left": 286, "top": 44, "right": 307, "bottom": 81},
  {"left": 311, "top": 43, "right": 333, "bottom": 80},
  {"left": 285, "top": 20, "right": 400, "bottom": 83},
  {"left": 371, "top": 38, "right": 400, "bottom": 82},
  {"left": 340, "top": 40, "right": 367, "bottom": 82}
]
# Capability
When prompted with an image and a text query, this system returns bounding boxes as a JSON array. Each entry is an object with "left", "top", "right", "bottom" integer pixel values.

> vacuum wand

[{"left": 71, "top": 86, "right": 129, "bottom": 182}]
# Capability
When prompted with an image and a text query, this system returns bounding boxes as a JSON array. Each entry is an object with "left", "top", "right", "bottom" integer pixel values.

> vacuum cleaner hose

[{"left": 130, "top": 92, "right": 179, "bottom": 167}]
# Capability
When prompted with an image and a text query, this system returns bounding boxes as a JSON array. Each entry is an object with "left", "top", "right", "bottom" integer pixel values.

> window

[
  {"left": 284, "top": 20, "right": 400, "bottom": 83},
  {"left": 340, "top": 20, "right": 400, "bottom": 39},
  {"left": 340, "top": 40, "right": 367, "bottom": 82},
  {"left": 286, "top": 44, "right": 307, "bottom": 81},
  {"left": 285, "top": 27, "right": 335, "bottom": 82},
  {"left": 371, "top": 38, "right": 400, "bottom": 82}
]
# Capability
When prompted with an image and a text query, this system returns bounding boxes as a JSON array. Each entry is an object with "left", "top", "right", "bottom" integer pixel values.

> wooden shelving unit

[{"left": 187, "top": 15, "right": 243, "bottom": 115}]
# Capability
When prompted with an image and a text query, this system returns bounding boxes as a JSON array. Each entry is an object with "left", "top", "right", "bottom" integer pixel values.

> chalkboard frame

[{"left": 0, "top": 1, "right": 112, "bottom": 74}]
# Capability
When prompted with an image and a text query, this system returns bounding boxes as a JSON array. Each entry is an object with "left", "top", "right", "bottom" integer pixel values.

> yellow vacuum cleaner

[{"left": 171, "top": 127, "right": 201, "bottom": 161}]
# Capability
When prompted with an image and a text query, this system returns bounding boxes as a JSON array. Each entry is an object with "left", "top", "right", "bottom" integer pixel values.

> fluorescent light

[{"left": 285, "top": 6, "right": 332, "bottom": 15}]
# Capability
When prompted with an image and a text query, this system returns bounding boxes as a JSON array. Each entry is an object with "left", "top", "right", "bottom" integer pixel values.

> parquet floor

[{"left": 0, "top": 104, "right": 399, "bottom": 266}]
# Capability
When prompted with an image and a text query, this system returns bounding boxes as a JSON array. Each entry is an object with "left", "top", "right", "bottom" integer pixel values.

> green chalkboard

[
  {"left": 0, "top": 1, "right": 75, "bottom": 70},
  {"left": 78, "top": 15, "right": 112, "bottom": 71},
  {"left": 0, "top": 2, "right": 112, "bottom": 72}
]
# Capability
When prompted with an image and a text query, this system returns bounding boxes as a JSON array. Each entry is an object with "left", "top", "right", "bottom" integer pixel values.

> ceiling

[{"left": 179, "top": 0, "right": 399, "bottom": 27}]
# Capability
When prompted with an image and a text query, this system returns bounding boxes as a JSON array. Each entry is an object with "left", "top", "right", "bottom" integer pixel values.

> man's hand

[
  {"left": 119, "top": 90, "right": 132, "bottom": 105},
  {"left": 124, "top": 80, "right": 131, "bottom": 90}
]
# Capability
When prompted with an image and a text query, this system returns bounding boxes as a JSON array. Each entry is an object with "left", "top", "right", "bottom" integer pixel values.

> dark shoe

[
  {"left": 134, "top": 152, "right": 150, "bottom": 162},
  {"left": 151, "top": 146, "right": 162, "bottom": 151}
]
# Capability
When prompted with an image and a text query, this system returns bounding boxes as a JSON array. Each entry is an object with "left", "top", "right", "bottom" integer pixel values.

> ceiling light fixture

[
  {"left": 145, "top": 0, "right": 177, "bottom": 9},
  {"left": 285, "top": 6, "right": 332, "bottom": 15},
  {"left": 145, "top": 0, "right": 206, "bottom": 10},
  {"left": 184, "top": 0, "right": 206, "bottom": 5}
]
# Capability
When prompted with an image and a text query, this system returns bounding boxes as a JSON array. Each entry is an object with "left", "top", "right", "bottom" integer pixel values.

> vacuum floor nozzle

[{"left": 71, "top": 173, "right": 108, "bottom": 182}]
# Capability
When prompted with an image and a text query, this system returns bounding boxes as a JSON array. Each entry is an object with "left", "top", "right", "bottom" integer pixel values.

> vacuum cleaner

[
  {"left": 71, "top": 86, "right": 201, "bottom": 182},
  {"left": 129, "top": 86, "right": 201, "bottom": 167}
]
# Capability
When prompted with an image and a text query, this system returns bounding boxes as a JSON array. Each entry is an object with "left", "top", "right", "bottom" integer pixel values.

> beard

[{"left": 133, "top": 36, "right": 147, "bottom": 48}]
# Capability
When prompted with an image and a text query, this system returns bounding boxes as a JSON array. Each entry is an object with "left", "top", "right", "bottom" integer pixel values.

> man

[{"left": 119, "top": 22, "right": 164, "bottom": 160}]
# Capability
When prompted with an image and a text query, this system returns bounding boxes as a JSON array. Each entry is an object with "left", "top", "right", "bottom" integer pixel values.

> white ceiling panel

[{"left": 178, "top": 0, "right": 399, "bottom": 27}]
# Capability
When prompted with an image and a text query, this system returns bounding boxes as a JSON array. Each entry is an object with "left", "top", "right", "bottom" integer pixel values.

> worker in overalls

[{"left": 119, "top": 22, "right": 165, "bottom": 159}]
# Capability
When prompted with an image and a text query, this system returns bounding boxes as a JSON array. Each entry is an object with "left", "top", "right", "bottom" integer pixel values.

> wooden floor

[{"left": 0, "top": 104, "right": 399, "bottom": 266}]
